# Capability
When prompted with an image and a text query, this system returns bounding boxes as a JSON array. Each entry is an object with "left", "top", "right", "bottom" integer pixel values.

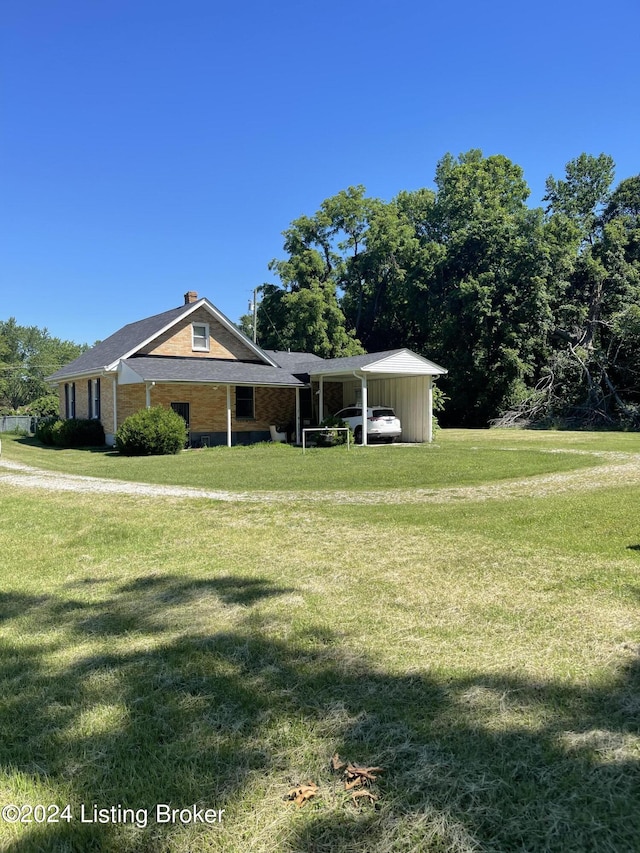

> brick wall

[
  {"left": 146, "top": 383, "right": 297, "bottom": 433},
  {"left": 57, "top": 376, "right": 116, "bottom": 438},
  {"left": 101, "top": 377, "right": 116, "bottom": 435},
  {"left": 254, "top": 387, "right": 297, "bottom": 429},
  {"left": 117, "top": 384, "right": 146, "bottom": 427},
  {"left": 139, "top": 309, "right": 256, "bottom": 360}
]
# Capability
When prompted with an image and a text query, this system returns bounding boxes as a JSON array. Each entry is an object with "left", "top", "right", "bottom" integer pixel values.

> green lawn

[
  {"left": 3, "top": 427, "right": 638, "bottom": 492},
  {"left": 0, "top": 430, "right": 639, "bottom": 851}
]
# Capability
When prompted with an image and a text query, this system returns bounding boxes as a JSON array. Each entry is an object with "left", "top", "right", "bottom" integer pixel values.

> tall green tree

[
  {"left": 254, "top": 152, "right": 640, "bottom": 429},
  {"left": 425, "top": 151, "right": 553, "bottom": 426},
  {"left": 258, "top": 188, "right": 366, "bottom": 357},
  {"left": 538, "top": 156, "right": 640, "bottom": 426},
  {"left": 0, "top": 319, "right": 87, "bottom": 411}
]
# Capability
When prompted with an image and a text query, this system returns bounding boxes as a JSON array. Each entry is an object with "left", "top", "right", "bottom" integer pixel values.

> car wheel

[{"left": 354, "top": 426, "right": 363, "bottom": 444}]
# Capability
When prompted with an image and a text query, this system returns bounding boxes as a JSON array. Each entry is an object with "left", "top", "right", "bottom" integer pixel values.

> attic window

[{"left": 192, "top": 322, "right": 210, "bottom": 351}]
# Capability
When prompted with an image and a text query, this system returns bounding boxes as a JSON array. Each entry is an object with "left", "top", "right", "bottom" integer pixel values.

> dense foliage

[
  {"left": 115, "top": 406, "right": 187, "bottom": 456},
  {"left": 37, "top": 417, "right": 105, "bottom": 447},
  {"left": 256, "top": 151, "right": 640, "bottom": 428},
  {"left": 0, "top": 319, "right": 87, "bottom": 414}
]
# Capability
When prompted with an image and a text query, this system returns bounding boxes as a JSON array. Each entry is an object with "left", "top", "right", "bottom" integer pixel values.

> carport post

[
  {"left": 226, "top": 385, "right": 232, "bottom": 447},
  {"left": 361, "top": 373, "right": 368, "bottom": 446},
  {"left": 295, "top": 387, "right": 301, "bottom": 444}
]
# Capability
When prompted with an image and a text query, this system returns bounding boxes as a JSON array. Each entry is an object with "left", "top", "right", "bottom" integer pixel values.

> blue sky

[{"left": 1, "top": 0, "right": 638, "bottom": 345}]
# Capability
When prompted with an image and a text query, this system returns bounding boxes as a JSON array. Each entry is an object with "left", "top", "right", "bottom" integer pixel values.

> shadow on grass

[
  {"left": 0, "top": 577, "right": 638, "bottom": 852},
  {"left": 15, "top": 435, "right": 118, "bottom": 456}
]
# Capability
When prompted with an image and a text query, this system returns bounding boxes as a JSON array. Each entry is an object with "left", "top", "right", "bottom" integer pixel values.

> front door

[{"left": 171, "top": 402, "right": 190, "bottom": 446}]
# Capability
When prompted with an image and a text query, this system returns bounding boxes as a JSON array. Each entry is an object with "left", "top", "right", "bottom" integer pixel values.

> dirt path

[{"left": 2, "top": 452, "right": 640, "bottom": 505}]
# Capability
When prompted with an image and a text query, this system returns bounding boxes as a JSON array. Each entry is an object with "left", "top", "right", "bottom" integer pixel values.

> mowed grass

[
  {"left": 3, "top": 427, "right": 638, "bottom": 491},
  {"left": 0, "top": 431, "right": 639, "bottom": 851}
]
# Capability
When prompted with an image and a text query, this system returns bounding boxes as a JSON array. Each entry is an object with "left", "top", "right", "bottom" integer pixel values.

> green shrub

[
  {"left": 115, "top": 406, "right": 187, "bottom": 456},
  {"left": 36, "top": 417, "right": 60, "bottom": 446},
  {"left": 50, "top": 418, "right": 105, "bottom": 448},
  {"left": 27, "top": 393, "right": 60, "bottom": 417},
  {"left": 316, "top": 415, "right": 352, "bottom": 446}
]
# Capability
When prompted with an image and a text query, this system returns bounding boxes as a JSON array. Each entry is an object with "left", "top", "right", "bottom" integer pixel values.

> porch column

[
  {"left": 145, "top": 383, "right": 152, "bottom": 409},
  {"left": 318, "top": 376, "right": 324, "bottom": 424},
  {"left": 295, "top": 387, "right": 301, "bottom": 444},
  {"left": 226, "top": 385, "right": 232, "bottom": 447},
  {"left": 361, "top": 373, "right": 368, "bottom": 446}
]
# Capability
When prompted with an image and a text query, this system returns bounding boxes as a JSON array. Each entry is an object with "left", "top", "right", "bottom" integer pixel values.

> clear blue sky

[{"left": 2, "top": 0, "right": 638, "bottom": 345}]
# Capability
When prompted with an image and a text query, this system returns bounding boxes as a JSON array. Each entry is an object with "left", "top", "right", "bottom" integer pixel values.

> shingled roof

[
  {"left": 119, "top": 356, "right": 307, "bottom": 387},
  {"left": 47, "top": 296, "right": 446, "bottom": 389},
  {"left": 47, "top": 297, "right": 279, "bottom": 382},
  {"left": 47, "top": 305, "right": 194, "bottom": 381}
]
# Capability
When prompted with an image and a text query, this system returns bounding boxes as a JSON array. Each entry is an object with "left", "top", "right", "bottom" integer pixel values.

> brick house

[{"left": 47, "top": 292, "right": 447, "bottom": 446}]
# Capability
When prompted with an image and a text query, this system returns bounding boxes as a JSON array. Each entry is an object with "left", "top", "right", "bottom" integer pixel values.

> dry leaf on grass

[
  {"left": 351, "top": 790, "right": 378, "bottom": 804},
  {"left": 286, "top": 782, "right": 319, "bottom": 807},
  {"left": 344, "top": 763, "right": 384, "bottom": 788},
  {"left": 331, "top": 752, "right": 346, "bottom": 772}
]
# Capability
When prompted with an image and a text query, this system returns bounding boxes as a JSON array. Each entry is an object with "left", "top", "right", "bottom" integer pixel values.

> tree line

[
  {"left": 250, "top": 151, "right": 640, "bottom": 428},
  {"left": 0, "top": 318, "right": 87, "bottom": 415}
]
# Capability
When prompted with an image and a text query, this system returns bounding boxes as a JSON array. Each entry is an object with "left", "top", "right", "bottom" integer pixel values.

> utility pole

[
  {"left": 252, "top": 287, "right": 258, "bottom": 343},
  {"left": 249, "top": 287, "right": 259, "bottom": 344}
]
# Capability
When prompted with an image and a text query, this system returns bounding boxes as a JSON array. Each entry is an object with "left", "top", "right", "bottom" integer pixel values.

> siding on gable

[{"left": 138, "top": 308, "right": 257, "bottom": 361}]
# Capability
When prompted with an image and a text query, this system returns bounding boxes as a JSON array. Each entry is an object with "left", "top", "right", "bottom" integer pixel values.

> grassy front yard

[
  {"left": 0, "top": 430, "right": 639, "bottom": 851},
  {"left": 3, "top": 428, "right": 639, "bottom": 491}
]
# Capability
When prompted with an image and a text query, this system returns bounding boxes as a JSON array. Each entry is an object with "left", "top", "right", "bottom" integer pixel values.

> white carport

[{"left": 307, "top": 349, "right": 447, "bottom": 445}]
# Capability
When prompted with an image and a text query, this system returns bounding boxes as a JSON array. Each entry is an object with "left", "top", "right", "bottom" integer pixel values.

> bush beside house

[
  {"left": 37, "top": 418, "right": 105, "bottom": 447},
  {"left": 115, "top": 406, "right": 187, "bottom": 456}
]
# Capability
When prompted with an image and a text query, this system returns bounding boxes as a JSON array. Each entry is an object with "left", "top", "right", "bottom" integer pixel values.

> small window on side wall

[
  {"left": 192, "top": 322, "right": 210, "bottom": 351},
  {"left": 235, "top": 386, "right": 254, "bottom": 419},
  {"left": 65, "top": 382, "right": 76, "bottom": 418}
]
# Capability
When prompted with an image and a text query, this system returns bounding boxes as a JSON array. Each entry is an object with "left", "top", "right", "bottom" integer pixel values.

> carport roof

[{"left": 305, "top": 348, "right": 447, "bottom": 378}]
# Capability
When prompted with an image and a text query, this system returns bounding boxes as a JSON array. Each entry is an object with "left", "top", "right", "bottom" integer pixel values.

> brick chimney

[{"left": 184, "top": 291, "right": 198, "bottom": 304}]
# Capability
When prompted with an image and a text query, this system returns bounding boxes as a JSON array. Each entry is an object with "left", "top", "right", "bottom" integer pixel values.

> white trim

[
  {"left": 191, "top": 321, "right": 210, "bottom": 352},
  {"left": 117, "top": 362, "right": 145, "bottom": 385},
  {"left": 112, "top": 375, "right": 117, "bottom": 437},
  {"left": 361, "top": 349, "right": 447, "bottom": 375}
]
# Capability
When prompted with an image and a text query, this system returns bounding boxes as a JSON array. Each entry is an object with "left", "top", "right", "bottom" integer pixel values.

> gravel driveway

[{"left": 2, "top": 451, "right": 640, "bottom": 505}]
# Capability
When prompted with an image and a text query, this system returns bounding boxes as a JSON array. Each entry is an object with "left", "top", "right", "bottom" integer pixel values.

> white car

[{"left": 334, "top": 406, "right": 402, "bottom": 443}]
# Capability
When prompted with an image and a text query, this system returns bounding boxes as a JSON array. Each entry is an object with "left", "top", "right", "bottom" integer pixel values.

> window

[
  {"left": 235, "top": 386, "right": 254, "bottom": 419},
  {"left": 170, "top": 402, "right": 190, "bottom": 429},
  {"left": 65, "top": 382, "right": 76, "bottom": 418},
  {"left": 192, "top": 322, "right": 210, "bottom": 351},
  {"left": 87, "top": 378, "right": 101, "bottom": 419}
]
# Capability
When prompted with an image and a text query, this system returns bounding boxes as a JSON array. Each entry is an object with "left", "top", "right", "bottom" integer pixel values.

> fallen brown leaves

[
  {"left": 331, "top": 754, "right": 384, "bottom": 804},
  {"left": 286, "top": 782, "right": 319, "bottom": 807},
  {"left": 285, "top": 755, "right": 384, "bottom": 808}
]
